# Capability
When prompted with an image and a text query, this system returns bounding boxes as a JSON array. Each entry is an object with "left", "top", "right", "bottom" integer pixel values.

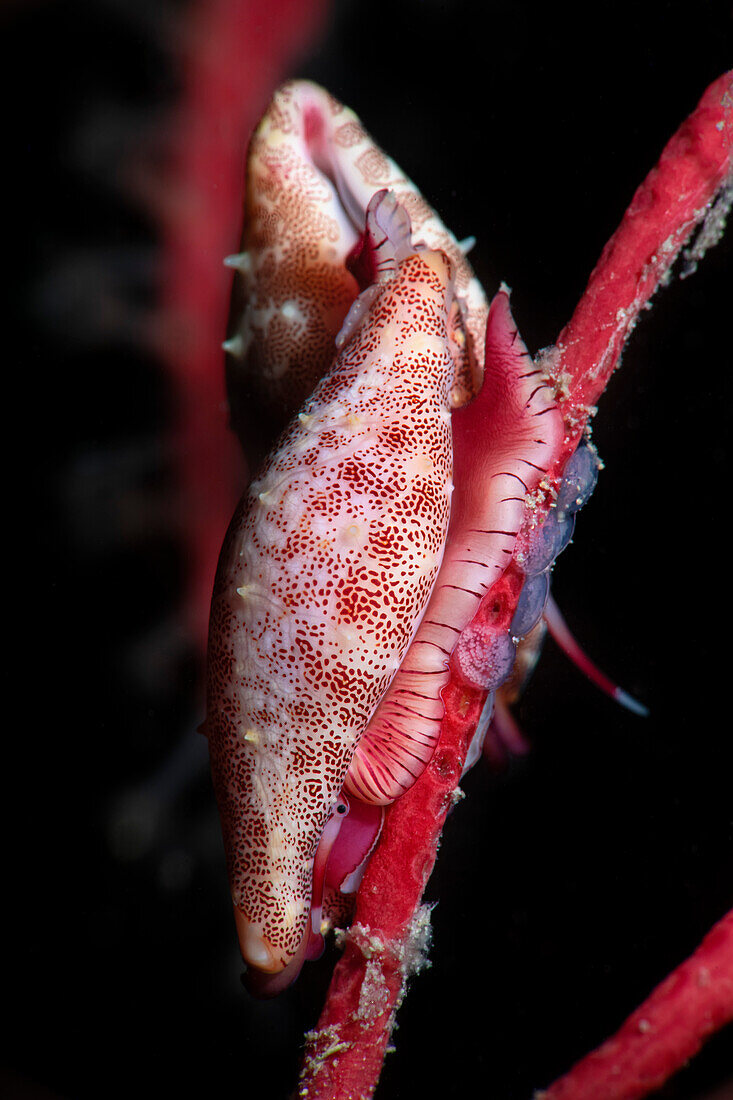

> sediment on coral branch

[{"left": 299, "top": 909, "right": 433, "bottom": 1097}]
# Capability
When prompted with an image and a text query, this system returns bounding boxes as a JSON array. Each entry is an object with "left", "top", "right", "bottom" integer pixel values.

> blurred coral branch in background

[
  {"left": 539, "top": 909, "right": 733, "bottom": 1100},
  {"left": 157, "top": 0, "right": 329, "bottom": 651}
]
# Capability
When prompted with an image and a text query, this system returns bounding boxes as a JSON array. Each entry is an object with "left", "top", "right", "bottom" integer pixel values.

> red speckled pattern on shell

[{"left": 207, "top": 247, "right": 460, "bottom": 965}]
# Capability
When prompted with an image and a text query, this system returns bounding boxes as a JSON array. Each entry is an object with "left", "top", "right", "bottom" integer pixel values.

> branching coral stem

[{"left": 297, "top": 70, "right": 733, "bottom": 1100}]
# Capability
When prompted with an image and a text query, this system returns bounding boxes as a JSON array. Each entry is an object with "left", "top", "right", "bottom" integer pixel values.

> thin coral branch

[
  {"left": 297, "top": 70, "right": 733, "bottom": 1100},
  {"left": 536, "top": 908, "right": 733, "bottom": 1100}
]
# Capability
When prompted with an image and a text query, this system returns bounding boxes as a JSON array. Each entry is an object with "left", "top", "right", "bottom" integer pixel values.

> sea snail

[{"left": 206, "top": 81, "right": 577, "bottom": 996}]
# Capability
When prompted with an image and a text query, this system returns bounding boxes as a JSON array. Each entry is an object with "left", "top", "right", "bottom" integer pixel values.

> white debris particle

[
  {"left": 299, "top": 910, "right": 436, "bottom": 1091},
  {"left": 336, "top": 922, "right": 387, "bottom": 959},
  {"left": 534, "top": 345, "right": 569, "bottom": 402},
  {"left": 357, "top": 958, "right": 391, "bottom": 1021},
  {"left": 336, "top": 907, "right": 435, "bottom": 1025},
  {"left": 299, "top": 1023, "right": 351, "bottom": 1094},
  {"left": 536, "top": 475, "right": 559, "bottom": 501},
  {"left": 399, "top": 904, "right": 434, "bottom": 980},
  {"left": 681, "top": 178, "right": 733, "bottom": 277}
]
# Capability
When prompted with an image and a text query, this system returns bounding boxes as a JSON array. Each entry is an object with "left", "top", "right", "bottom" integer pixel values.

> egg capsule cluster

[
  {"left": 453, "top": 439, "right": 601, "bottom": 698},
  {"left": 513, "top": 439, "right": 600, "bottom": 639}
]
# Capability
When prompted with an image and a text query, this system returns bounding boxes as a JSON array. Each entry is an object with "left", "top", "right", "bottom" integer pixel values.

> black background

[{"left": 5, "top": 1, "right": 733, "bottom": 1098}]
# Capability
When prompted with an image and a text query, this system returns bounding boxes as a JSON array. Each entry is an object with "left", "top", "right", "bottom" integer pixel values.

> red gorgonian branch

[{"left": 297, "top": 70, "right": 733, "bottom": 1100}]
